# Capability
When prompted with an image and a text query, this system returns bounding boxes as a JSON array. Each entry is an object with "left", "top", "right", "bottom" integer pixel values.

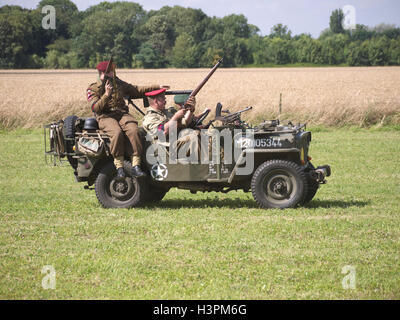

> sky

[{"left": 2, "top": 0, "right": 400, "bottom": 37}]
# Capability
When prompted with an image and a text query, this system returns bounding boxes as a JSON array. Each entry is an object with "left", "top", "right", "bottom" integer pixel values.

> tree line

[{"left": 1, "top": 1, "right": 399, "bottom": 69}]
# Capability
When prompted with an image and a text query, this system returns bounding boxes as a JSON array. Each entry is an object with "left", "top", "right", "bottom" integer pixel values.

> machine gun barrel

[{"left": 222, "top": 106, "right": 253, "bottom": 122}]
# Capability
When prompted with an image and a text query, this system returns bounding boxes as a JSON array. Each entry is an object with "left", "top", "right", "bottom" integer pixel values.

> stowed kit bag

[{"left": 77, "top": 132, "right": 108, "bottom": 157}]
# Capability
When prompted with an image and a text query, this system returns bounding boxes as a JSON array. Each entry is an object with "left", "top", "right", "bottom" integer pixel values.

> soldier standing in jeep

[{"left": 86, "top": 60, "right": 164, "bottom": 179}]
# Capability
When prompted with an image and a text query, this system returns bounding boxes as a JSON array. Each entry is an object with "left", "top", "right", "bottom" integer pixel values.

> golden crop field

[{"left": 0, "top": 67, "right": 399, "bottom": 129}]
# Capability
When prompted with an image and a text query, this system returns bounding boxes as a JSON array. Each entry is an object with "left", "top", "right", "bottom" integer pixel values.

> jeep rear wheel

[
  {"left": 251, "top": 160, "right": 308, "bottom": 209},
  {"left": 95, "top": 161, "right": 145, "bottom": 208}
]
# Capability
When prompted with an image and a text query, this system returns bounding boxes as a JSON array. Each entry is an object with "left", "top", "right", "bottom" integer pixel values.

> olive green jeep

[{"left": 44, "top": 93, "right": 331, "bottom": 209}]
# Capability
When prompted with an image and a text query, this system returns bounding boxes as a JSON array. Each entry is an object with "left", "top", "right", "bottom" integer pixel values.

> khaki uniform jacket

[
  {"left": 86, "top": 78, "right": 160, "bottom": 117},
  {"left": 143, "top": 107, "right": 202, "bottom": 161},
  {"left": 142, "top": 107, "right": 176, "bottom": 136},
  {"left": 143, "top": 106, "right": 195, "bottom": 137}
]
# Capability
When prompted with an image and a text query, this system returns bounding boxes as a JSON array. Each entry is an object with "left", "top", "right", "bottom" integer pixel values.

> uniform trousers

[{"left": 97, "top": 111, "right": 142, "bottom": 158}]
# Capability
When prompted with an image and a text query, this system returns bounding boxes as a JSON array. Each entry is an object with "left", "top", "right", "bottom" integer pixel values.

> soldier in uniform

[
  {"left": 142, "top": 89, "right": 196, "bottom": 136},
  {"left": 86, "top": 60, "right": 165, "bottom": 179},
  {"left": 142, "top": 89, "right": 198, "bottom": 159}
]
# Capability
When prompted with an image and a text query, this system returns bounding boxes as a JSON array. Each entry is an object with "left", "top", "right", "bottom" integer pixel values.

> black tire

[
  {"left": 144, "top": 186, "right": 168, "bottom": 202},
  {"left": 95, "top": 161, "right": 146, "bottom": 208},
  {"left": 302, "top": 163, "right": 320, "bottom": 205},
  {"left": 63, "top": 115, "right": 78, "bottom": 169},
  {"left": 251, "top": 160, "right": 308, "bottom": 209}
]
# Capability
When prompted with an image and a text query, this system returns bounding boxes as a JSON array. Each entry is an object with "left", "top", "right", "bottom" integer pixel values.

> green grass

[{"left": 0, "top": 128, "right": 399, "bottom": 299}]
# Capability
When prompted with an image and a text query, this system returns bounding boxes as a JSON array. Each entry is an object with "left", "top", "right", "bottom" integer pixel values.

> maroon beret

[
  {"left": 96, "top": 60, "right": 115, "bottom": 72},
  {"left": 145, "top": 88, "right": 166, "bottom": 97}
]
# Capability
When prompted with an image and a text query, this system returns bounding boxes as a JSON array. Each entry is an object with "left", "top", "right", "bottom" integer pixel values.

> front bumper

[{"left": 310, "top": 165, "right": 331, "bottom": 184}]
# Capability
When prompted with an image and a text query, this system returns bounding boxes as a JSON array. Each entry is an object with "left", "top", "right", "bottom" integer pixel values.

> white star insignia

[{"left": 150, "top": 163, "right": 168, "bottom": 181}]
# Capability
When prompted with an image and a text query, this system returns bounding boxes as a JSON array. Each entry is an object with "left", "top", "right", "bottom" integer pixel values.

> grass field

[
  {"left": 1, "top": 67, "right": 400, "bottom": 129},
  {"left": 0, "top": 127, "right": 399, "bottom": 299}
]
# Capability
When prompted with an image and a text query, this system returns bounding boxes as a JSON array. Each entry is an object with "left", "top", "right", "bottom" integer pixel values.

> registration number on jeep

[{"left": 235, "top": 137, "right": 282, "bottom": 148}]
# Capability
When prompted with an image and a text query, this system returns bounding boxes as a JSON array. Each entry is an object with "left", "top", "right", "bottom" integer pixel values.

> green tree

[
  {"left": 309, "top": 40, "right": 324, "bottom": 64},
  {"left": 199, "top": 46, "right": 223, "bottom": 67},
  {"left": 112, "top": 33, "right": 132, "bottom": 68},
  {"left": 329, "top": 9, "right": 345, "bottom": 34},
  {"left": 47, "top": 37, "right": 71, "bottom": 53},
  {"left": 133, "top": 42, "right": 164, "bottom": 68},
  {"left": 44, "top": 50, "right": 60, "bottom": 68},
  {"left": 270, "top": 24, "right": 292, "bottom": 39},
  {"left": 72, "top": 1, "right": 146, "bottom": 67},
  {"left": 369, "top": 36, "right": 389, "bottom": 66},
  {"left": 345, "top": 41, "right": 370, "bottom": 66},
  {"left": 388, "top": 38, "right": 400, "bottom": 65},
  {"left": 140, "top": 14, "right": 174, "bottom": 66},
  {"left": 319, "top": 28, "right": 334, "bottom": 40},
  {"left": 372, "top": 24, "right": 400, "bottom": 40},
  {"left": 0, "top": 6, "right": 41, "bottom": 68},
  {"left": 44, "top": 38, "right": 79, "bottom": 68},
  {"left": 170, "top": 33, "right": 198, "bottom": 68},
  {"left": 351, "top": 24, "right": 373, "bottom": 41},
  {"left": 321, "top": 33, "right": 349, "bottom": 64},
  {"left": 157, "top": 6, "right": 209, "bottom": 43},
  {"left": 293, "top": 34, "right": 314, "bottom": 63},
  {"left": 221, "top": 14, "right": 252, "bottom": 38},
  {"left": 3, "top": 0, "right": 399, "bottom": 69},
  {"left": 269, "top": 37, "right": 290, "bottom": 64},
  {"left": 250, "top": 37, "right": 272, "bottom": 65},
  {"left": 210, "top": 30, "right": 251, "bottom": 67}
]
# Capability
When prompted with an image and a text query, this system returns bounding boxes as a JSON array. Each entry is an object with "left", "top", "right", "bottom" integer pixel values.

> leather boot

[
  {"left": 116, "top": 167, "right": 125, "bottom": 181},
  {"left": 131, "top": 165, "right": 146, "bottom": 178}
]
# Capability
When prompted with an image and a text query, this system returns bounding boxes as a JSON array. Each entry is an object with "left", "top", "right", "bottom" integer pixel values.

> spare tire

[{"left": 63, "top": 115, "right": 78, "bottom": 169}]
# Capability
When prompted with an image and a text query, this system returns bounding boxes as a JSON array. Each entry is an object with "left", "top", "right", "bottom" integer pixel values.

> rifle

[
  {"left": 126, "top": 98, "right": 145, "bottom": 116},
  {"left": 100, "top": 56, "right": 114, "bottom": 94},
  {"left": 183, "top": 58, "right": 223, "bottom": 109}
]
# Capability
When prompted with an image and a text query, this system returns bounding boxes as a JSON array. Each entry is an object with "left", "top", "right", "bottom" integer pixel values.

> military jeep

[{"left": 44, "top": 93, "right": 331, "bottom": 209}]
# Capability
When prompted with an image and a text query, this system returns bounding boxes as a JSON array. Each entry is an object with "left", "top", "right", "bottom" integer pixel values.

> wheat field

[{"left": 0, "top": 67, "right": 399, "bottom": 129}]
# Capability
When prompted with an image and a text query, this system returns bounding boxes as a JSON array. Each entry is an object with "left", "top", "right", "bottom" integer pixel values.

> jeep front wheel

[
  {"left": 251, "top": 160, "right": 308, "bottom": 209},
  {"left": 95, "top": 161, "right": 145, "bottom": 208},
  {"left": 302, "top": 162, "right": 320, "bottom": 205}
]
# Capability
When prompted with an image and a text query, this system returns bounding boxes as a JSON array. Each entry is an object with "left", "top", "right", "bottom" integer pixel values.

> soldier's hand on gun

[
  {"left": 185, "top": 96, "right": 196, "bottom": 112},
  {"left": 172, "top": 109, "right": 186, "bottom": 120},
  {"left": 105, "top": 80, "right": 113, "bottom": 97}
]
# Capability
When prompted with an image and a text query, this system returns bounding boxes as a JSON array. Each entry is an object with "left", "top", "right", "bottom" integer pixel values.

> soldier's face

[
  {"left": 154, "top": 95, "right": 166, "bottom": 110},
  {"left": 99, "top": 71, "right": 113, "bottom": 81}
]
